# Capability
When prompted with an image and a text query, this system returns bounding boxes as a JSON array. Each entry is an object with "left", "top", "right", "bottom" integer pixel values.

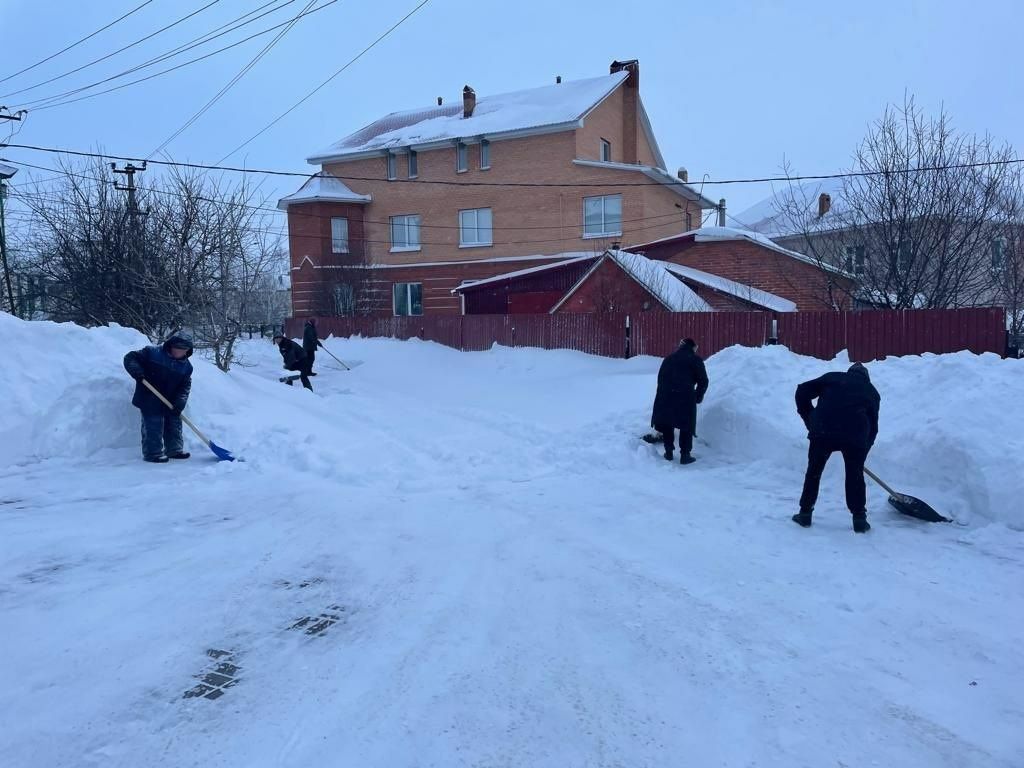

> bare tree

[
  {"left": 989, "top": 164, "right": 1024, "bottom": 343},
  {"left": 777, "top": 97, "right": 1016, "bottom": 309}
]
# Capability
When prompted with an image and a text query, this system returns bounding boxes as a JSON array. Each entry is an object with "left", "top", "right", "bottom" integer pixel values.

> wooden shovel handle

[
  {"left": 863, "top": 466, "right": 899, "bottom": 497},
  {"left": 140, "top": 378, "right": 210, "bottom": 444}
]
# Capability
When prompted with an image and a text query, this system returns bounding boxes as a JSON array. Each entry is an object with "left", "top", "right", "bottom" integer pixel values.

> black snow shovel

[{"left": 863, "top": 467, "right": 950, "bottom": 522}]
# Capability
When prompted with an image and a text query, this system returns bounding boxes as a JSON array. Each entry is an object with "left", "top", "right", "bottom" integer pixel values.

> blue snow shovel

[{"left": 142, "top": 379, "right": 236, "bottom": 461}]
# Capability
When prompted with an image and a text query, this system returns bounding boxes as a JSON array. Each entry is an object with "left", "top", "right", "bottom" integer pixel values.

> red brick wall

[
  {"left": 287, "top": 201, "right": 367, "bottom": 315},
  {"left": 554, "top": 258, "right": 668, "bottom": 314},
  {"left": 637, "top": 238, "right": 855, "bottom": 311}
]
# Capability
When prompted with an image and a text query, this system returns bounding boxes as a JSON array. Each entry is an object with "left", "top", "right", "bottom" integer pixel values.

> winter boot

[
  {"left": 791, "top": 511, "right": 813, "bottom": 528},
  {"left": 852, "top": 513, "right": 871, "bottom": 534},
  {"left": 663, "top": 450, "right": 674, "bottom": 461},
  {"left": 168, "top": 452, "right": 191, "bottom": 460},
  {"left": 679, "top": 453, "right": 696, "bottom": 465},
  {"left": 144, "top": 456, "right": 169, "bottom": 464}
]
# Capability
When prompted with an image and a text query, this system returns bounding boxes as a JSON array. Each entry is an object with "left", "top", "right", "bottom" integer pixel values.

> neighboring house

[
  {"left": 280, "top": 60, "right": 717, "bottom": 317},
  {"left": 452, "top": 248, "right": 797, "bottom": 315},
  {"left": 627, "top": 226, "right": 855, "bottom": 311}
]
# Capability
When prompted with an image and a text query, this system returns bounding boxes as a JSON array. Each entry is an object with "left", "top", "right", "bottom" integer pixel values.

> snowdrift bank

[{"left": 2, "top": 312, "right": 1022, "bottom": 528}]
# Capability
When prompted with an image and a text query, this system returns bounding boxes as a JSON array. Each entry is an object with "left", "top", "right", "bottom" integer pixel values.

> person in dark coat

[
  {"left": 793, "top": 362, "right": 881, "bottom": 533},
  {"left": 273, "top": 333, "right": 313, "bottom": 391},
  {"left": 302, "top": 319, "right": 323, "bottom": 371},
  {"left": 123, "top": 333, "right": 194, "bottom": 463},
  {"left": 651, "top": 338, "right": 709, "bottom": 465}
]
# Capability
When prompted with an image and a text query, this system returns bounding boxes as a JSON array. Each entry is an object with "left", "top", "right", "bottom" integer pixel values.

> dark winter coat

[
  {"left": 651, "top": 346, "right": 709, "bottom": 434},
  {"left": 123, "top": 334, "right": 194, "bottom": 414},
  {"left": 278, "top": 338, "right": 308, "bottom": 371},
  {"left": 795, "top": 363, "right": 881, "bottom": 449},
  {"left": 302, "top": 321, "right": 321, "bottom": 356}
]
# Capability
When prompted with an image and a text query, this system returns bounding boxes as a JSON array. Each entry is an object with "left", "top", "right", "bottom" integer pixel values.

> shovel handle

[
  {"left": 863, "top": 466, "right": 899, "bottom": 497},
  {"left": 140, "top": 378, "right": 210, "bottom": 445}
]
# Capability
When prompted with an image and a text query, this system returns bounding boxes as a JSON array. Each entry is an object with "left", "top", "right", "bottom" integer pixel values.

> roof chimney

[
  {"left": 818, "top": 192, "right": 832, "bottom": 217},
  {"left": 462, "top": 85, "right": 476, "bottom": 118},
  {"left": 717, "top": 198, "right": 726, "bottom": 228},
  {"left": 677, "top": 167, "right": 689, "bottom": 183},
  {"left": 437, "top": 96, "right": 443, "bottom": 106},
  {"left": 556, "top": 75, "right": 562, "bottom": 84}
]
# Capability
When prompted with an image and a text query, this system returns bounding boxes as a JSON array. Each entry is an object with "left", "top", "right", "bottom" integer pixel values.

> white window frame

[
  {"left": 582, "top": 194, "right": 623, "bottom": 238},
  {"left": 387, "top": 152, "right": 397, "bottom": 181},
  {"left": 456, "top": 141, "right": 469, "bottom": 173},
  {"left": 330, "top": 217, "right": 349, "bottom": 254},
  {"left": 480, "top": 139, "right": 491, "bottom": 170},
  {"left": 408, "top": 149, "right": 418, "bottom": 179},
  {"left": 459, "top": 207, "right": 493, "bottom": 248},
  {"left": 844, "top": 244, "right": 866, "bottom": 276},
  {"left": 389, "top": 214, "right": 421, "bottom": 252},
  {"left": 392, "top": 282, "right": 423, "bottom": 316},
  {"left": 600, "top": 138, "right": 611, "bottom": 162}
]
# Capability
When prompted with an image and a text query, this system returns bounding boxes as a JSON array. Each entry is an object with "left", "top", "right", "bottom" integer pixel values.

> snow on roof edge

[{"left": 662, "top": 262, "right": 797, "bottom": 312}]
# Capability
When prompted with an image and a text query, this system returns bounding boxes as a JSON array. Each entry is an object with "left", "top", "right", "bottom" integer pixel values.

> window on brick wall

[
  {"left": 600, "top": 139, "right": 611, "bottom": 162},
  {"left": 456, "top": 141, "right": 469, "bottom": 172},
  {"left": 393, "top": 282, "right": 423, "bottom": 316},
  {"left": 333, "top": 283, "right": 355, "bottom": 315},
  {"left": 480, "top": 139, "right": 491, "bottom": 170},
  {"left": 390, "top": 214, "right": 421, "bottom": 251},
  {"left": 459, "top": 207, "right": 493, "bottom": 247},
  {"left": 843, "top": 244, "right": 866, "bottom": 276},
  {"left": 408, "top": 150, "right": 418, "bottom": 178},
  {"left": 583, "top": 194, "right": 622, "bottom": 238},
  {"left": 330, "top": 217, "right": 349, "bottom": 254},
  {"left": 990, "top": 237, "right": 1007, "bottom": 273},
  {"left": 387, "top": 152, "right": 397, "bottom": 181}
]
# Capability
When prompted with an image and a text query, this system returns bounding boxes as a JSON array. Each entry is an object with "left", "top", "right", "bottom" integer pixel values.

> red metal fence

[{"left": 287, "top": 307, "right": 1007, "bottom": 362}]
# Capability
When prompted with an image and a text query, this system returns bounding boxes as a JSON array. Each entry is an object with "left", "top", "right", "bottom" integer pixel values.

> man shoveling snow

[{"left": 123, "top": 334, "right": 194, "bottom": 463}]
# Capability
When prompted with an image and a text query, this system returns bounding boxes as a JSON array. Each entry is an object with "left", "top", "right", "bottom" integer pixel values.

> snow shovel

[
  {"left": 863, "top": 466, "right": 950, "bottom": 522},
  {"left": 141, "top": 379, "right": 236, "bottom": 462},
  {"left": 319, "top": 344, "right": 350, "bottom": 371}
]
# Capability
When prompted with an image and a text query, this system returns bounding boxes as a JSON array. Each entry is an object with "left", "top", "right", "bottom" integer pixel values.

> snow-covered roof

[
  {"left": 277, "top": 172, "right": 371, "bottom": 209},
  {"left": 0, "top": 161, "right": 17, "bottom": 178},
  {"left": 733, "top": 177, "right": 848, "bottom": 237},
  {"left": 631, "top": 226, "right": 852, "bottom": 277},
  {"left": 451, "top": 255, "right": 598, "bottom": 294},
  {"left": 604, "top": 250, "right": 712, "bottom": 312},
  {"left": 662, "top": 263, "right": 797, "bottom": 313},
  {"left": 572, "top": 159, "right": 718, "bottom": 209},
  {"left": 309, "top": 72, "right": 630, "bottom": 164}
]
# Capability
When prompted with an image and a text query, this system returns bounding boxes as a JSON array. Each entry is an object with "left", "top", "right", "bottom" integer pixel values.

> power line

[
  {"left": 5, "top": 141, "right": 1024, "bottom": 188},
  {"left": 148, "top": 0, "right": 321, "bottom": 158},
  {"left": 0, "top": 0, "right": 156, "bottom": 86},
  {"left": 219, "top": 0, "right": 432, "bottom": 163},
  {"left": 13, "top": 1, "right": 338, "bottom": 113},
  {"left": 0, "top": 0, "right": 223, "bottom": 101}
]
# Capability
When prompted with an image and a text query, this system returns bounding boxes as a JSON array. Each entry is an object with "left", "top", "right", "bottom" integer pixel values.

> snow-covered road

[{"left": 2, "top": 323, "right": 1022, "bottom": 767}]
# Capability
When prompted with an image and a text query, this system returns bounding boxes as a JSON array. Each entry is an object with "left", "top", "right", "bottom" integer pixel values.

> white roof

[
  {"left": 632, "top": 225, "right": 852, "bottom": 277},
  {"left": 309, "top": 72, "right": 629, "bottom": 164},
  {"left": 0, "top": 161, "right": 17, "bottom": 178},
  {"left": 662, "top": 262, "right": 797, "bottom": 313},
  {"left": 277, "top": 172, "right": 371, "bottom": 209},
  {"left": 605, "top": 250, "right": 712, "bottom": 312},
  {"left": 451, "top": 254, "right": 597, "bottom": 294},
  {"left": 733, "top": 177, "right": 847, "bottom": 237}
]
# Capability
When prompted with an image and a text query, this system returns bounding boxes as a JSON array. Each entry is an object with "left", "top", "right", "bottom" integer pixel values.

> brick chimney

[
  {"left": 610, "top": 59, "right": 640, "bottom": 164},
  {"left": 463, "top": 85, "right": 476, "bottom": 118},
  {"left": 818, "top": 193, "right": 832, "bottom": 217}
]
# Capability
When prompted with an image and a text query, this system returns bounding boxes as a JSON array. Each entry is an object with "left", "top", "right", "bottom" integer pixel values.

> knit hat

[{"left": 848, "top": 362, "right": 870, "bottom": 380}]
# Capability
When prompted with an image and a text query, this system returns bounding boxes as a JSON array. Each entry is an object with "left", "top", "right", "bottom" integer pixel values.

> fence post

[
  {"left": 767, "top": 316, "right": 778, "bottom": 345},
  {"left": 625, "top": 314, "right": 631, "bottom": 359}
]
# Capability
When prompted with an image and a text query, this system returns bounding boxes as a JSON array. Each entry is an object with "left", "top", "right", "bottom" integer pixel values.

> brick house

[
  {"left": 280, "top": 60, "right": 717, "bottom": 317},
  {"left": 627, "top": 226, "right": 856, "bottom": 311}
]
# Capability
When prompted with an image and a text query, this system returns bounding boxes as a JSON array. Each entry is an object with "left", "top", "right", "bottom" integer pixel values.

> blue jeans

[{"left": 141, "top": 411, "right": 184, "bottom": 459}]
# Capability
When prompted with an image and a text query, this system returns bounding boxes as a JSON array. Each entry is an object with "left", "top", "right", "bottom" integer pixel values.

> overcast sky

[{"left": 2, "top": 0, "right": 1022, "bottom": 223}]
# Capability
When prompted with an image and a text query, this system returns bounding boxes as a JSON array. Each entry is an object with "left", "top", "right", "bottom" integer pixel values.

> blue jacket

[{"left": 124, "top": 334, "right": 194, "bottom": 414}]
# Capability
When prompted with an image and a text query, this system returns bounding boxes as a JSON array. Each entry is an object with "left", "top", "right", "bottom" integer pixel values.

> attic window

[
  {"left": 480, "top": 139, "right": 490, "bottom": 170},
  {"left": 387, "top": 153, "right": 397, "bottom": 181},
  {"left": 408, "top": 150, "right": 418, "bottom": 179},
  {"left": 600, "top": 139, "right": 611, "bottom": 162},
  {"left": 456, "top": 142, "right": 469, "bottom": 173}
]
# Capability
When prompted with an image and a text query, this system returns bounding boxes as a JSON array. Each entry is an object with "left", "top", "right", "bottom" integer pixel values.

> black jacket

[
  {"left": 302, "top": 321, "right": 322, "bottom": 356},
  {"left": 123, "top": 334, "right": 194, "bottom": 414},
  {"left": 651, "top": 346, "right": 709, "bottom": 433},
  {"left": 796, "top": 364, "right": 881, "bottom": 448},
  {"left": 278, "top": 338, "right": 307, "bottom": 370}
]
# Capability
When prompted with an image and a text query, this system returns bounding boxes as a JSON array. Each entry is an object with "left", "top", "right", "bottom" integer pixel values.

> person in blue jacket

[{"left": 123, "top": 333, "right": 194, "bottom": 463}]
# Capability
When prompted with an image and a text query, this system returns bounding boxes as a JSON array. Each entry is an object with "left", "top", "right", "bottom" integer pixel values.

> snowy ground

[{"left": 1, "top": 316, "right": 1023, "bottom": 768}]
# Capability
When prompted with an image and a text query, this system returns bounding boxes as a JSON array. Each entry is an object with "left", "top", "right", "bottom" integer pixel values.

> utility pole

[
  {"left": 0, "top": 162, "right": 18, "bottom": 318},
  {"left": 111, "top": 161, "right": 148, "bottom": 328}
]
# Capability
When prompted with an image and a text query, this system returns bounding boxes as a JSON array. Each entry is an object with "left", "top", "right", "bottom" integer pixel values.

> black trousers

[
  {"left": 657, "top": 424, "right": 693, "bottom": 456},
  {"left": 799, "top": 436, "right": 869, "bottom": 514},
  {"left": 288, "top": 362, "right": 314, "bottom": 390}
]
